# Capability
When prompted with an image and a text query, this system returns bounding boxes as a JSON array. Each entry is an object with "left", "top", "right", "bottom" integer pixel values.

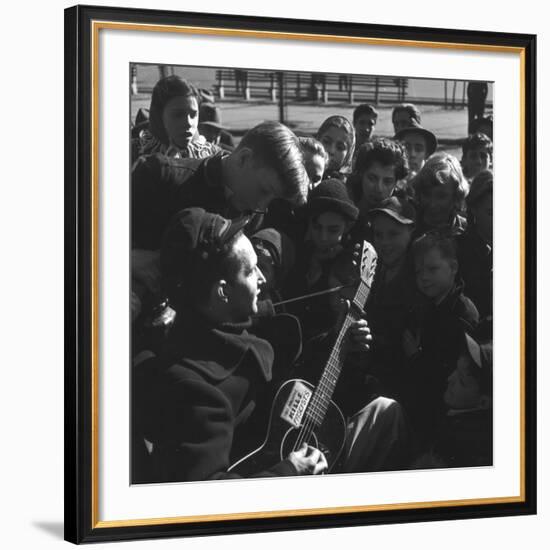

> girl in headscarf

[{"left": 316, "top": 115, "right": 355, "bottom": 184}]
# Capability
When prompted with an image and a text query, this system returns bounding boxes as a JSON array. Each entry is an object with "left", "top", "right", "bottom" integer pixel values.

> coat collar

[{"left": 165, "top": 313, "right": 274, "bottom": 382}]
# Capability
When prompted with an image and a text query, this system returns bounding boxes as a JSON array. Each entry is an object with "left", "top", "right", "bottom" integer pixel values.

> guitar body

[{"left": 229, "top": 379, "right": 347, "bottom": 476}]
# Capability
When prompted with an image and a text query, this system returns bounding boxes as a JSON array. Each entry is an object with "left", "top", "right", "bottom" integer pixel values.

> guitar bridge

[{"left": 280, "top": 381, "right": 312, "bottom": 428}]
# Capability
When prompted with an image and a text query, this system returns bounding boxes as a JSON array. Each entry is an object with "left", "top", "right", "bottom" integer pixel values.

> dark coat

[
  {"left": 432, "top": 408, "right": 493, "bottom": 468},
  {"left": 135, "top": 313, "right": 301, "bottom": 483},
  {"left": 366, "top": 257, "right": 420, "bottom": 399},
  {"left": 131, "top": 152, "right": 262, "bottom": 250},
  {"left": 401, "top": 282, "right": 480, "bottom": 448},
  {"left": 457, "top": 229, "right": 492, "bottom": 319}
]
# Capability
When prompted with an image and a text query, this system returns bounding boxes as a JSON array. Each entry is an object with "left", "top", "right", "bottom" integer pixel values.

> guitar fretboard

[{"left": 305, "top": 278, "right": 371, "bottom": 426}]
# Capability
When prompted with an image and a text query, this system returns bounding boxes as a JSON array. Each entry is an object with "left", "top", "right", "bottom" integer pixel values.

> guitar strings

[
  {"left": 291, "top": 245, "right": 375, "bottom": 460},
  {"left": 292, "top": 279, "right": 372, "bottom": 455},
  {"left": 293, "top": 313, "right": 355, "bottom": 452}
]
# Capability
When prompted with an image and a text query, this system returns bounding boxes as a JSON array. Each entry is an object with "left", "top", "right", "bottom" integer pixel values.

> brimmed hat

[
  {"left": 467, "top": 169, "right": 493, "bottom": 207},
  {"left": 394, "top": 120, "right": 438, "bottom": 157},
  {"left": 369, "top": 196, "right": 417, "bottom": 225},
  {"left": 160, "top": 207, "right": 249, "bottom": 292},
  {"left": 307, "top": 178, "right": 359, "bottom": 222},
  {"left": 199, "top": 102, "right": 225, "bottom": 130}
]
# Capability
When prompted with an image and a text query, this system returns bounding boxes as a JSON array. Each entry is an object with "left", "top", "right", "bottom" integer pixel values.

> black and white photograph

[
  {"left": 61, "top": 5, "right": 536, "bottom": 543},
  {"left": 130, "top": 64, "right": 495, "bottom": 484}
]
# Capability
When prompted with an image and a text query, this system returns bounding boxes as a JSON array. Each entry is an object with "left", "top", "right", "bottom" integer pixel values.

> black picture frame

[{"left": 65, "top": 4, "right": 537, "bottom": 544}]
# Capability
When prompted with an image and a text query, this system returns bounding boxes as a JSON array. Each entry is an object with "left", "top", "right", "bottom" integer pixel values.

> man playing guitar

[{"left": 133, "top": 208, "right": 408, "bottom": 483}]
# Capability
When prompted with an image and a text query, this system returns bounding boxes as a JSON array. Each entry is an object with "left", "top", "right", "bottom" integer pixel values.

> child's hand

[
  {"left": 402, "top": 329, "right": 422, "bottom": 358},
  {"left": 348, "top": 318, "right": 373, "bottom": 353}
]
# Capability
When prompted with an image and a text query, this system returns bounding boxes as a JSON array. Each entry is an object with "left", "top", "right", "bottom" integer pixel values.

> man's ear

[{"left": 213, "top": 280, "right": 229, "bottom": 304}]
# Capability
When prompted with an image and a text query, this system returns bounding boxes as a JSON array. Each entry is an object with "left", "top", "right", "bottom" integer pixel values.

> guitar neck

[{"left": 306, "top": 279, "right": 371, "bottom": 426}]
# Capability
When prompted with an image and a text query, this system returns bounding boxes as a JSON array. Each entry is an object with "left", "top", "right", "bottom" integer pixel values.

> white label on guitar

[{"left": 280, "top": 381, "right": 312, "bottom": 428}]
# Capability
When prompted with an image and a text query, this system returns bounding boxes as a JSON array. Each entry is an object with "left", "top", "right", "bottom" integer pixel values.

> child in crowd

[
  {"left": 353, "top": 103, "right": 378, "bottom": 149},
  {"left": 394, "top": 121, "right": 438, "bottom": 177},
  {"left": 412, "top": 331, "right": 493, "bottom": 468},
  {"left": 316, "top": 115, "right": 356, "bottom": 183},
  {"left": 439, "top": 332, "right": 492, "bottom": 466},
  {"left": 349, "top": 138, "right": 410, "bottom": 211},
  {"left": 284, "top": 178, "right": 359, "bottom": 343},
  {"left": 300, "top": 136, "right": 328, "bottom": 190},
  {"left": 457, "top": 169, "right": 493, "bottom": 319},
  {"left": 366, "top": 196, "right": 418, "bottom": 399},
  {"left": 131, "top": 75, "right": 220, "bottom": 163},
  {"left": 401, "top": 231, "right": 479, "bottom": 448},
  {"left": 412, "top": 152, "right": 469, "bottom": 236},
  {"left": 392, "top": 103, "right": 422, "bottom": 134},
  {"left": 347, "top": 138, "right": 409, "bottom": 242},
  {"left": 461, "top": 132, "right": 493, "bottom": 182},
  {"left": 262, "top": 137, "right": 328, "bottom": 242}
]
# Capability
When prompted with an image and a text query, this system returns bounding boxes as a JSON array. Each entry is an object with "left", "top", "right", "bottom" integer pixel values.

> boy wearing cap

[
  {"left": 415, "top": 332, "right": 493, "bottom": 468},
  {"left": 285, "top": 179, "right": 360, "bottom": 344},
  {"left": 366, "top": 197, "right": 418, "bottom": 399},
  {"left": 394, "top": 121, "right": 438, "bottom": 176}
]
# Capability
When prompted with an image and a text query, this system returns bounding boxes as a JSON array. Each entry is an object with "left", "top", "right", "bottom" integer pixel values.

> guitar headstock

[{"left": 358, "top": 240, "right": 377, "bottom": 288}]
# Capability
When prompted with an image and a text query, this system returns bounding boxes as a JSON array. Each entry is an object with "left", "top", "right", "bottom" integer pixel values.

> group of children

[{"left": 132, "top": 74, "right": 494, "bottom": 470}]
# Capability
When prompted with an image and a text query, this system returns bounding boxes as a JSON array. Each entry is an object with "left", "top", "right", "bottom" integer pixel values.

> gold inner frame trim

[{"left": 90, "top": 19, "right": 527, "bottom": 529}]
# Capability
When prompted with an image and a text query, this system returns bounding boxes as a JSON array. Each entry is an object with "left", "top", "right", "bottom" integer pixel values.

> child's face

[
  {"left": 304, "top": 152, "right": 326, "bottom": 190},
  {"left": 319, "top": 127, "right": 350, "bottom": 172},
  {"left": 372, "top": 215, "right": 413, "bottom": 268},
  {"left": 415, "top": 248, "right": 457, "bottom": 301},
  {"left": 462, "top": 146, "right": 491, "bottom": 179},
  {"left": 361, "top": 162, "right": 397, "bottom": 208},
  {"left": 444, "top": 354, "right": 483, "bottom": 410},
  {"left": 403, "top": 132, "right": 428, "bottom": 173},
  {"left": 309, "top": 211, "right": 348, "bottom": 260},
  {"left": 471, "top": 192, "right": 493, "bottom": 245},
  {"left": 354, "top": 114, "right": 376, "bottom": 145},
  {"left": 162, "top": 95, "right": 199, "bottom": 148},
  {"left": 419, "top": 180, "right": 456, "bottom": 227}
]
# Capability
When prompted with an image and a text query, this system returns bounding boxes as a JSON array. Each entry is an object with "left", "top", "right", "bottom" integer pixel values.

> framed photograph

[{"left": 65, "top": 4, "right": 537, "bottom": 544}]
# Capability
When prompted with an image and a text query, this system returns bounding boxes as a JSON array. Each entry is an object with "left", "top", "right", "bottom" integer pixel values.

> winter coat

[{"left": 134, "top": 313, "right": 302, "bottom": 483}]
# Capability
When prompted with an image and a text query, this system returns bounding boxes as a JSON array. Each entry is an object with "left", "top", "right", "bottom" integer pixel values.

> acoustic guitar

[{"left": 228, "top": 241, "right": 378, "bottom": 475}]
